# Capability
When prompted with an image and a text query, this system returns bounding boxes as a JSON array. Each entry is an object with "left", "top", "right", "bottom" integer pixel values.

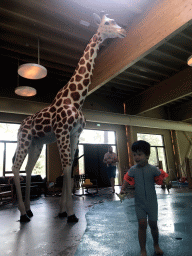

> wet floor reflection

[{"left": 1, "top": 187, "right": 192, "bottom": 255}]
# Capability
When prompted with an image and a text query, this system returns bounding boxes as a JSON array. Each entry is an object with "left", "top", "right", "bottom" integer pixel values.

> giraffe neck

[{"left": 55, "top": 31, "right": 104, "bottom": 110}]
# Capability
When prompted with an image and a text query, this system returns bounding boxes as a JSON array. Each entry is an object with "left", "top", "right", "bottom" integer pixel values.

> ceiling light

[
  {"left": 80, "top": 20, "right": 90, "bottom": 27},
  {"left": 18, "top": 63, "right": 47, "bottom": 79},
  {"left": 187, "top": 55, "right": 192, "bottom": 66},
  {"left": 18, "top": 38, "right": 47, "bottom": 79},
  {"left": 15, "top": 86, "right": 37, "bottom": 97}
]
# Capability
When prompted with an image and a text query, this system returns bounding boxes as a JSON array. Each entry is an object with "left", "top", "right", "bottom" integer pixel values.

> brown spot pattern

[
  {"left": 43, "top": 112, "right": 50, "bottom": 118},
  {"left": 79, "top": 66, "right": 86, "bottom": 74},
  {"left": 57, "top": 92, "right": 62, "bottom": 99},
  {"left": 61, "top": 111, "right": 66, "bottom": 118},
  {"left": 80, "top": 58, "right": 85, "bottom": 65},
  {"left": 62, "top": 89, "right": 69, "bottom": 98},
  {"left": 68, "top": 116, "right": 74, "bottom": 124},
  {"left": 85, "top": 52, "right": 89, "bottom": 60},
  {"left": 87, "top": 62, "right": 91, "bottom": 72},
  {"left": 56, "top": 99, "right": 62, "bottom": 107},
  {"left": 44, "top": 126, "right": 51, "bottom": 133},
  {"left": 83, "top": 79, "right": 90, "bottom": 86},
  {"left": 67, "top": 110, "right": 72, "bottom": 116},
  {"left": 64, "top": 98, "right": 71, "bottom": 105},
  {"left": 75, "top": 75, "right": 83, "bottom": 82},
  {"left": 78, "top": 84, "right": 83, "bottom": 90},
  {"left": 42, "top": 119, "right": 50, "bottom": 125},
  {"left": 36, "top": 118, "right": 43, "bottom": 124},
  {"left": 90, "top": 48, "right": 94, "bottom": 57},
  {"left": 74, "top": 103, "right": 80, "bottom": 109},
  {"left": 69, "top": 83, "right": 76, "bottom": 91},
  {"left": 71, "top": 92, "right": 80, "bottom": 101},
  {"left": 50, "top": 106, "right": 56, "bottom": 113}
]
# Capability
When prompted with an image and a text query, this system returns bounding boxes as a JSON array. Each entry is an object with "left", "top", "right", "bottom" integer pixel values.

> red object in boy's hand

[{"left": 124, "top": 169, "right": 168, "bottom": 186}]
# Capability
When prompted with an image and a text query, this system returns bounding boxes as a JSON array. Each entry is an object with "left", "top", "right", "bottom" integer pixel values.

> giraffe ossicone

[{"left": 12, "top": 13, "right": 126, "bottom": 222}]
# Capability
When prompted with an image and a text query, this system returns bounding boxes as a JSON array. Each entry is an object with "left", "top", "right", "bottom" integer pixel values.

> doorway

[{"left": 84, "top": 144, "right": 111, "bottom": 187}]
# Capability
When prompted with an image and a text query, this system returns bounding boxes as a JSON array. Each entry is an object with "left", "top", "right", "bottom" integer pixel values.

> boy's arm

[
  {"left": 120, "top": 179, "right": 129, "bottom": 194},
  {"left": 154, "top": 167, "right": 161, "bottom": 176},
  {"left": 163, "top": 176, "right": 170, "bottom": 185}
]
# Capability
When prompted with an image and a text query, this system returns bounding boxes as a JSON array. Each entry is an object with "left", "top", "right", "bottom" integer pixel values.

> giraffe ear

[{"left": 93, "top": 13, "right": 101, "bottom": 26}]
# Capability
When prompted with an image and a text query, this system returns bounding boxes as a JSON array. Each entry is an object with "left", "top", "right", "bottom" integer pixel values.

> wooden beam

[
  {"left": 88, "top": 0, "right": 192, "bottom": 94},
  {"left": 125, "top": 67, "right": 192, "bottom": 115},
  {"left": 169, "top": 99, "right": 192, "bottom": 122},
  {"left": 1, "top": 97, "right": 192, "bottom": 132}
]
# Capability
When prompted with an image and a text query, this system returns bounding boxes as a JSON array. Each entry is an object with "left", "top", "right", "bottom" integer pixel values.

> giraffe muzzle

[{"left": 118, "top": 28, "right": 126, "bottom": 38}]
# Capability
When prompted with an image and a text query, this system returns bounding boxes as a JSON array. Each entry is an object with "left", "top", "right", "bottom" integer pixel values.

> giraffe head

[{"left": 94, "top": 13, "right": 126, "bottom": 40}]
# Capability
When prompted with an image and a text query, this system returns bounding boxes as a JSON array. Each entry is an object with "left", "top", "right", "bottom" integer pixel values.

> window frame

[
  {"left": 0, "top": 122, "right": 47, "bottom": 177},
  {"left": 137, "top": 132, "right": 168, "bottom": 171}
]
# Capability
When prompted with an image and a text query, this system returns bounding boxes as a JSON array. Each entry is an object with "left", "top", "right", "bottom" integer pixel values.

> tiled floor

[{"left": 0, "top": 186, "right": 192, "bottom": 256}]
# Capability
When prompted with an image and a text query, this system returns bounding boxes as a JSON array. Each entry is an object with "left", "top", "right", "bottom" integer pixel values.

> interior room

[{"left": 1, "top": 0, "right": 192, "bottom": 255}]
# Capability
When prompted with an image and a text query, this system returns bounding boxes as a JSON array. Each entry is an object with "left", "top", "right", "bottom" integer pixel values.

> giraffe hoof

[
  {"left": 26, "top": 210, "right": 33, "bottom": 218},
  {"left": 67, "top": 214, "right": 79, "bottom": 223},
  {"left": 58, "top": 212, "right": 68, "bottom": 218},
  {"left": 20, "top": 214, "right": 30, "bottom": 222}
]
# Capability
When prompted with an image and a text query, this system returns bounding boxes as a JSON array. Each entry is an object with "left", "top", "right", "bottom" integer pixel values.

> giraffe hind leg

[
  {"left": 12, "top": 146, "right": 29, "bottom": 221},
  {"left": 24, "top": 142, "right": 44, "bottom": 216}
]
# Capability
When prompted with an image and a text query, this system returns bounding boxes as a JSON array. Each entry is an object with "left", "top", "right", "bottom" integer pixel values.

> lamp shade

[
  {"left": 15, "top": 86, "right": 37, "bottom": 97},
  {"left": 187, "top": 56, "right": 192, "bottom": 66},
  {"left": 18, "top": 63, "right": 47, "bottom": 79}
]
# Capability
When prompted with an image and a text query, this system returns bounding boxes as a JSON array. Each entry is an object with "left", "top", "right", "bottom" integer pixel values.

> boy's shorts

[{"left": 135, "top": 201, "right": 158, "bottom": 222}]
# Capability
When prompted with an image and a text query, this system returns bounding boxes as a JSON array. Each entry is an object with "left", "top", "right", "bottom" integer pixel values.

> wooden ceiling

[{"left": 1, "top": 0, "right": 192, "bottom": 122}]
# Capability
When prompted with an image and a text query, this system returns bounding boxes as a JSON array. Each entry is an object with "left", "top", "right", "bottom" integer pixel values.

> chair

[{"left": 73, "top": 174, "right": 98, "bottom": 196}]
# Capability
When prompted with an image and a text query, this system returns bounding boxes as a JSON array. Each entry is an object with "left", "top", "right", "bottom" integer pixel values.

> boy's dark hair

[{"left": 131, "top": 140, "right": 151, "bottom": 156}]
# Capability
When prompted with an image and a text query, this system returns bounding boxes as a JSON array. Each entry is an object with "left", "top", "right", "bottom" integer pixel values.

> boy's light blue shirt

[{"left": 128, "top": 163, "right": 161, "bottom": 204}]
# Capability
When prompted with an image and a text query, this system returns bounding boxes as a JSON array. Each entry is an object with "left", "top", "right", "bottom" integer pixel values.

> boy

[{"left": 121, "top": 140, "right": 164, "bottom": 256}]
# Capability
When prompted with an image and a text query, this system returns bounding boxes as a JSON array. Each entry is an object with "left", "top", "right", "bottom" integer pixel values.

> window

[
  {"left": 0, "top": 123, "right": 46, "bottom": 177},
  {"left": 137, "top": 133, "right": 167, "bottom": 172}
]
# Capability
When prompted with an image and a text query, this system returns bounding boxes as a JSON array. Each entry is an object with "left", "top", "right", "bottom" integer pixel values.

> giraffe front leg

[
  {"left": 24, "top": 172, "right": 33, "bottom": 217},
  {"left": 56, "top": 133, "right": 79, "bottom": 222},
  {"left": 58, "top": 173, "right": 67, "bottom": 217},
  {"left": 59, "top": 166, "right": 78, "bottom": 222},
  {"left": 66, "top": 132, "right": 80, "bottom": 222}
]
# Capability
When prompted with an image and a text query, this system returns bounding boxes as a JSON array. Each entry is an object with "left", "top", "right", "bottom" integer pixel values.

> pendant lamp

[
  {"left": 15, "top": 60, "right": 37, "bottom": 97},
  {"left": 15, "top": 86, "right": 37, "bottom": 97},
  {"left": 187, "top": 56, "right": 192, "bottom": 66},
  {"left": 18, "top": 38, "right": 47, "bottom": 79}
]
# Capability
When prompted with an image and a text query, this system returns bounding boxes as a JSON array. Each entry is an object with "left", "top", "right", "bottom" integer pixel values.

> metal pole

[{"left": 38, "top": 37, "right": 40, "bottom": 65}]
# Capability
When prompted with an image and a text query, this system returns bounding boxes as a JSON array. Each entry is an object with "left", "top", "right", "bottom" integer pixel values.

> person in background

[
  {"left": 103, "top": 146, "right": 119, "bottom": 193},
  {"left": 120, "top": 140, "right": 164, "bottom": 256}
]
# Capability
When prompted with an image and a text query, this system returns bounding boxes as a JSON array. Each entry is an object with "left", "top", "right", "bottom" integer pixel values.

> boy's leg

[
  {"left": 148, "top": 220, "right": 163, "bottom": 255},
  {"left": 138, "top": 218, "right": 147, "bottom": 256}
]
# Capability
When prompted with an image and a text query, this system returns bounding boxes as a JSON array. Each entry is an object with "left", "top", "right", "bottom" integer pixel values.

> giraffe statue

[{"left": 12, "top": 13, "right": 126, "bottom": 222}]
